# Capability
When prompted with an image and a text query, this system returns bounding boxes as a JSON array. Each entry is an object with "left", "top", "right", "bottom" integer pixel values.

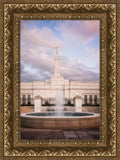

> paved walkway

[{"left": 21, "top": 128, "right": 99, "bottom": 140}]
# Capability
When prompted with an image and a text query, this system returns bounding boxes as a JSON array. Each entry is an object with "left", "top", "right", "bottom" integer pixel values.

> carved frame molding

[{"left": 0, "top": 0, "right": 120, "bottom": 159}]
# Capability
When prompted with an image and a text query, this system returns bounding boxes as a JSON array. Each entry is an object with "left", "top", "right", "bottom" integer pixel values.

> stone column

[
  {"left": 75, "top": 95, "right": 82, "bottom": 112},
  {"left": 34, "top": 95, "right": 42, "bottom": 112}
]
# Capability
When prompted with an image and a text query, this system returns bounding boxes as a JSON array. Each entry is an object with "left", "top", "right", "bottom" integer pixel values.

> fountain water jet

[{"left": 55, "top": 90, "right": 64, "bottom": 116}]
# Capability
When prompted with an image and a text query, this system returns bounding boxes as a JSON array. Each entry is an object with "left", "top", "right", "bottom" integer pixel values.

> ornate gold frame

[{"left": 0, "top": 0, "right": 120, "bottom": 159}]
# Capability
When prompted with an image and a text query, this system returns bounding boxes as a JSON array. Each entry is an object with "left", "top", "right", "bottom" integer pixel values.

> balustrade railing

[{"left": 20, "top": 97, "right": 100, "bottom": 106}]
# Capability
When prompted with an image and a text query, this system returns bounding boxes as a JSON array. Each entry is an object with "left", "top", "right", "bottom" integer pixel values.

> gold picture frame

[{"left": 0, "top": 0, "right": 120, "bottom": 159}]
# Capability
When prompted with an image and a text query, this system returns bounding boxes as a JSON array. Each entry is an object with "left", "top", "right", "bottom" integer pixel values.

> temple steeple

[
  {"left": 56, "top": 46, "right": 58, "bottom": 54},
  {"left": 54, "top": 47, "right": 61, "bottom": 76}
]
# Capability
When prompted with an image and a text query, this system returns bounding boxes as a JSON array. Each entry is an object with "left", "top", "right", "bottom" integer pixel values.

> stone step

[
  {"left": 35, "top": 131, "right": 64, "bottom": 140},
  {"left": 87, "top": 131, "right": 100, "bottom": 139},
  {"left": 63, "top": 131, "right": 79, "bottom": 140},
  {"left": 76, "top": 131, "right": 93, "bottom": 140}
]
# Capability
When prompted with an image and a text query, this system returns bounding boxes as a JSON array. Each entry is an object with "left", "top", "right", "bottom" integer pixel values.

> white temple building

[{"left": 20, "top": 47, "right": 99, "bottom": 107}]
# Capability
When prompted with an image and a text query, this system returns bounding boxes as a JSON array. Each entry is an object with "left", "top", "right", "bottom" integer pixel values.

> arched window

[
  {"left": 27, "top": 95, "right": 31, "bottom": 105},
  {"left": 84, "top": 95, "right": 87, "bottom": 105},
  {"left": 94, "top": 95, "right": 97, "bottom": 105}
]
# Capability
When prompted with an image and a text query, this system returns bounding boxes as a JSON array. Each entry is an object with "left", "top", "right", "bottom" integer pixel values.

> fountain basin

[{"left": 21, "top": 112, "right": 99, "bottom": 130}]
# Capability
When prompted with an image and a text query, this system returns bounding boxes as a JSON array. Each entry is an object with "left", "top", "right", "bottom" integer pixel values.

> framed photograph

[
  {"left": 20, "top": 19, "right": 100, "bottom": 140},
  {"left": 0, "top": 0, "right": 120, "bottom": 159}
]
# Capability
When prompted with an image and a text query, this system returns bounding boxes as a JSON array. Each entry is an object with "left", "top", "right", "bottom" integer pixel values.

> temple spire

[
  {"left": 56, "top": 46, "right": 58, "bottom": 54},
  {"left": 54, "top": 47, "right": 60, "bottom": 76}
]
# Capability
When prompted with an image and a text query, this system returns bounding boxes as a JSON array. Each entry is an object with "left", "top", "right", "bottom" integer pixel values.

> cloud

[
  {"left": 21, "top": 26, "right": 63, "bottom": 49},
  {"left": 85, "top": 47, "right": 98, "bottom": 53},
  {"left": 21, "top": 46, "right": 55, "bottom": 75},
  {"left": 21, "top": 47, "right": 99, "bottom": 82},
  {"left": 55, "top": 20, "right": 99, "bottom": 45},
  {"left": 59, "top": 56, "right": 99, "bottom": 82},
  {"left": 21, "top": 61, "right": 45, "bottom": 82}
]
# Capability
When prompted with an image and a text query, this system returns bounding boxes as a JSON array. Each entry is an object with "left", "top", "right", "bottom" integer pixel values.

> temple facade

[{"left": 21, "top": 48, "right": 99, "bottom": 106}]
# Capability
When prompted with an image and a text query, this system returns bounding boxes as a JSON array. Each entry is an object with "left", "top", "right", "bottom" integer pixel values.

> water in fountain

[{"left": 55, "top": 90, "right": 64, "bottom": 116}]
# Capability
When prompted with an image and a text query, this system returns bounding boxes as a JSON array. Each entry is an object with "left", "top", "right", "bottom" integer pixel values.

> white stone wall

[{"left": 21, "top": 78, "right": 99, "bottom": 105}]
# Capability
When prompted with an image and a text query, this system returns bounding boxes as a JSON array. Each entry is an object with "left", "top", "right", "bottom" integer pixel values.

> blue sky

[{"left": 21, "top": 20, "right": 100, "bottom": 82}]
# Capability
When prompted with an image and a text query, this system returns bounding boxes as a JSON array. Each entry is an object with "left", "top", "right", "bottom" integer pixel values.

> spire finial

[{"left": 56, "top": 46, "right": 58, "bottom": 54}]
